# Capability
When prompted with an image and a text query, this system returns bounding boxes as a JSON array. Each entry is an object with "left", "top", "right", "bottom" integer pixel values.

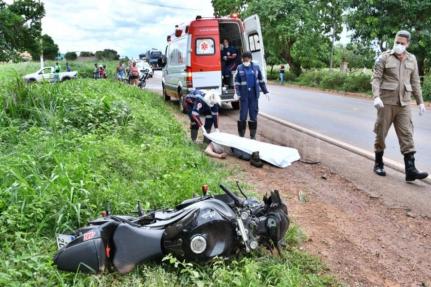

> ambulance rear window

[
  {"left": 248, "top": 33, "right": 261, "bottom": 52},
  {"left": 196, "top": 38, "right": 215, "bottom": 55}
]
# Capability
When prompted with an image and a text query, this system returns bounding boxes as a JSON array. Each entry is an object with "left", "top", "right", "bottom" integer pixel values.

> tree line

[
  {"left": 1, "top": 1, "right": 120, "bottom": 62},
  {"left": 212, "top": 0, "right": 431, "bottom": 76}
]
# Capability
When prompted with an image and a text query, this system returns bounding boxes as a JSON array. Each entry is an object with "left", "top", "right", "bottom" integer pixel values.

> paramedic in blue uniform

[
  {"left": 234, "top": 51, "right": 269, "bottom": 139},
  {"left": 185, "top": 89, "right": 221, "bottom": 142},
  {"left": 221, "top": 39, "right": 239, "bottom": 87}
]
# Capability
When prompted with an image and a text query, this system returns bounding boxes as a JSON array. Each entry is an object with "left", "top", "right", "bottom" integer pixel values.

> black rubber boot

[
  {"left": 404, "top": 152, "right": 428, "bottom": 182},
  {"left": 248, "top": 121, "right": 257, "bottom": 140},
  {"left": 190, "top": 124, "right": 199, "bottom": 142},
  {"left": 373, "top": 151, "right": 386, "bottom": 176},
  {"left": 250, "top": 151, "right": 264, "bottom": 168},
  {"left": 237, "top": 121, "right": 246, "bottom": 137}
]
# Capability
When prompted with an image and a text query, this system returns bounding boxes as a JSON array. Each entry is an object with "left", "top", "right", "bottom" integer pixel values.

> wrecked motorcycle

[{"left": 54, "top": 184, "right": 289, "bottom": 274}]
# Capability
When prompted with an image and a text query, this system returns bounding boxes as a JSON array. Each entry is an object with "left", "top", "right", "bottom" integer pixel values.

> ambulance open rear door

[{"left": 243, "top": 14, "right": 267, "bottom": 81}]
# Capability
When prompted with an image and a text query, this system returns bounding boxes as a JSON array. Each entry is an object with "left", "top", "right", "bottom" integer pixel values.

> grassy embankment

[{"left": 0, "top": 63, "right": 338, "bottom": 286}]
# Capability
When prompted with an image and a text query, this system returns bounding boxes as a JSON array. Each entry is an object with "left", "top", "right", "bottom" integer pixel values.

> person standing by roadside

[
  {"left": 234, "top": 52, "right": 269, "bottom": 139},
  {"left": 93, "top": 63, "right": 99, "bottom": 79},
  {"left": 279, "top": 65, "right": 285, "bottom": 85},
  {"left": 98, "top": 65, "right": 106, "bottom": 79},
  {"left": 129, "top": 62, "right": 140, "bottom": 86},
  {"left": 371, "top": 30, "right": 428, "bottom": 181},
  {"left": 116, "top": 62, "right": 126, "bottom": 81},
  {"left": 54, "top": 62, "right": 61, "bottom": 82},
  {"left": 66, "top": 62, "right": 71, "bottom": 72}
]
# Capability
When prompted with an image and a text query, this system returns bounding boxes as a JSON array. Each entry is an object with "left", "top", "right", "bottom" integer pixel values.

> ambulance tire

[
  {"left": 231, "top": 101, "right": 240, "bottom": 110},
  {"left": 163, "top": 85, "right": 170, "bottom": 101}
]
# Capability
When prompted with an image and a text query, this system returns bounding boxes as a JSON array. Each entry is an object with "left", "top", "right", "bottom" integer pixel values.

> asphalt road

[
  {"left": 147, "top": 71, "right": 431, "bottom": 171},
  {"left": 259, "top": 84, "right": 431, "bottom": 172}
]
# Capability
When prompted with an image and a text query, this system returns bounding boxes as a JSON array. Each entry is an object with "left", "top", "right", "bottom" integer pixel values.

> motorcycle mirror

[
  {"left": 137, "top": 201, "right": 144, "bottom": 216},
  {"left": 202, "top": 184, "right": 209, "bottom": 196},
  {"left": 236, "top": 181, "right": 248, "bottom": 199}
]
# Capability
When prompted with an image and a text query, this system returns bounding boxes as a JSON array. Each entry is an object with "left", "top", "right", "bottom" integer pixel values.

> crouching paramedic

[
  {"left": 185, "top": 89, "right": 221, "bottom": 141},
  {"left": 235, "top": 52, "right": 269, "bottom": 139}
]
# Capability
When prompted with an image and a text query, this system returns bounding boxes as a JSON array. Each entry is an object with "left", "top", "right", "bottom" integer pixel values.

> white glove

[
  {"left": 265, "top": 93, "right": 270, "bottom": 101},
  {"left": 373, "top": 97, "right": 384, "bottom": 110},
  {"left": 419, "top": 103, "right": 426, "bottom": 116},
  {"left": 200, "top": 126, "right": 208, "bottom": 135},
  {"left": 215, "top": 128, "right": 220, "bottom": 133}
]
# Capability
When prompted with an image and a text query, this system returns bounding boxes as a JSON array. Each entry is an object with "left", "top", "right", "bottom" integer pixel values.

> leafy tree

[
  {"left": 265, "top": 49, "right": 282, "bottom": 73},
  {"left": 333, "top": 43, "right": 376, "bottom": 70},
  {"left": 346, "top": 0, "right": 431, "bottom": 75},
  {"left": 65, "top": 51, "right": 78, "bottom": 61},
  {"left": 30, "top": 34, "right": 59, "bottom": 60},
  {"left": 211, "top": 0, "right": 249, "bottom": 16},
  {"left": 80, "top": 51, "right": 95, "bottom": 57},
  {"left": 0, "top": 0, "right": 45, "bottom": 61},
  {"left": 245, "top": 0, "right": 346, "bottom": 75},
  {"left": 95, "top": 49, "right": 120, "bottom": 60}
]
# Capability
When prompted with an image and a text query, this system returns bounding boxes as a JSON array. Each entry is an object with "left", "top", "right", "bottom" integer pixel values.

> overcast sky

[{"left": 41, "top": 0, "right": 214, "bottom": 58}]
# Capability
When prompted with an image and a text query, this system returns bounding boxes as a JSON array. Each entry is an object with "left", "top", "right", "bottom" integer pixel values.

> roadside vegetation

[
  {"left": 268, "top": 68, "right": 372, "bottom": 94},
  {"left": 0, "top": 64, "right": 338, "bottom": 286},
  {"left": 268, "top": 67, "right": 431, "bottom": 101}
]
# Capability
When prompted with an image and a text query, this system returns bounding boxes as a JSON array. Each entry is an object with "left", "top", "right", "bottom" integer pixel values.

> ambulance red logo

[{"left": 200, "top": 41, "right": 208, "bottom": 51}]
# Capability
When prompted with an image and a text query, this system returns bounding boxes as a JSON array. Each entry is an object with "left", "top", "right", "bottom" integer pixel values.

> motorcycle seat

[{"left": 113, "top": 224, "right": 164, "bottom": 273}]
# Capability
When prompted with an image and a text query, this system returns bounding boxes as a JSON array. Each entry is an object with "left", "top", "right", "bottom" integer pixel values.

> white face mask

[
  {"left": 243, "top": 61, "right": 251, "bottom": 67},
  {"left": 393, "top": 43, "right": 406, "bottom": 55}
]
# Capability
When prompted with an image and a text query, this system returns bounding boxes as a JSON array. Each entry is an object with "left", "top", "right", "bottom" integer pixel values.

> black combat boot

[
  {"left": 190, "top": 124, "right": 199, "bottom": 142},
  {"left": 248, "top": 121, "right": 257, "bottom": 140},
  {"left": 373, "top": 151, "right": 386, "bottom": 176},
  {"left": 404, "top": 152, "right": 428, "bottom": 182},
  {"left": 237, "top": 121, "right": 246, "bottom": 137},
  {"left": 250, "top": 151, "right": 264, "bottom": 168}
]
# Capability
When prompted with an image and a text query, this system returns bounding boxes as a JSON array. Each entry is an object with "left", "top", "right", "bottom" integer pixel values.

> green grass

[
  {"left": 0, "top": 63, "right": 338, "bottom": 286},
  {"left": 268, "top": 68, "right": 372, "bottom": 94}
]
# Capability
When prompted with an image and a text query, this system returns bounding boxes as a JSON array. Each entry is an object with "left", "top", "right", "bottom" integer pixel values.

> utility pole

[
  {"left": 329, "top": 20, "right": 336, "bottom": 69},
  {"left": 40, "top": 37, "right": 44, "bottom": 69}
]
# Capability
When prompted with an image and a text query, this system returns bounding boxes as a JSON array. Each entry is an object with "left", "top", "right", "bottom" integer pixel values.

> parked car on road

[{"left": 23, "top": 67, "right": 78, "bottom": 83}]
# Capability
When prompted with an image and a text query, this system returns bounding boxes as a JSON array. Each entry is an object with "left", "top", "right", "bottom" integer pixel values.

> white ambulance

[{"left": 160, "top": 14, "right": 266, "bottom": 111}]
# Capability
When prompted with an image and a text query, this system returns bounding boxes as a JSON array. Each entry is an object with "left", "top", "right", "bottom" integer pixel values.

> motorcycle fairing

[{"left": 54, "top": 221, "right": 118, "bottom": 273}]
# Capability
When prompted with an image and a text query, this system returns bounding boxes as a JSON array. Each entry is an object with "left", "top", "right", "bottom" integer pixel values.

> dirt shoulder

[{"left": 171, "top": 103, "right": 431, "bottom": 286}]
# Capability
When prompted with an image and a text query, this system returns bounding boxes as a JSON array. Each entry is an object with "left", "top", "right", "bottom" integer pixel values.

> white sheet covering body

[{"left": 206, "top": 132, "right": 300, "bottom": 168}]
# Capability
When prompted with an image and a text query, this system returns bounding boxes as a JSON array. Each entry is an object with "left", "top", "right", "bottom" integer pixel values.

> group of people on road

[
  {"left": 92, "top": 61, "right": 139, "bottom": 84},
  {"left": 115, "top": 61, "right": 144, "bottom": 86},
  {"left": 185, "top": 50, "right": 269, "bottom": 167},
  {"left": 93, "top": 63, "right": 108, "bottom": 79}
]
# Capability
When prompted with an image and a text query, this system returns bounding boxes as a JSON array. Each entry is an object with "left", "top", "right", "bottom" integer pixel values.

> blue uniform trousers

[{"left": 239, "top": 88, "right": 258, "bottom": 122}]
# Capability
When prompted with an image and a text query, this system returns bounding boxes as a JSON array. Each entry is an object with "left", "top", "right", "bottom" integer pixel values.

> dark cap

[
  {"left": 242, "top": 51, "right": 252, "bottom": 59},
  {"left": 396, "top": 30, "right": 411, "bottom": 41}
]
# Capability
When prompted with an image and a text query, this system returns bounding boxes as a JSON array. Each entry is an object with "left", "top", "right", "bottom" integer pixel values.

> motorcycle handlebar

[{"left": 219, "top": 184, "right": 243, "bottom": 207}]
